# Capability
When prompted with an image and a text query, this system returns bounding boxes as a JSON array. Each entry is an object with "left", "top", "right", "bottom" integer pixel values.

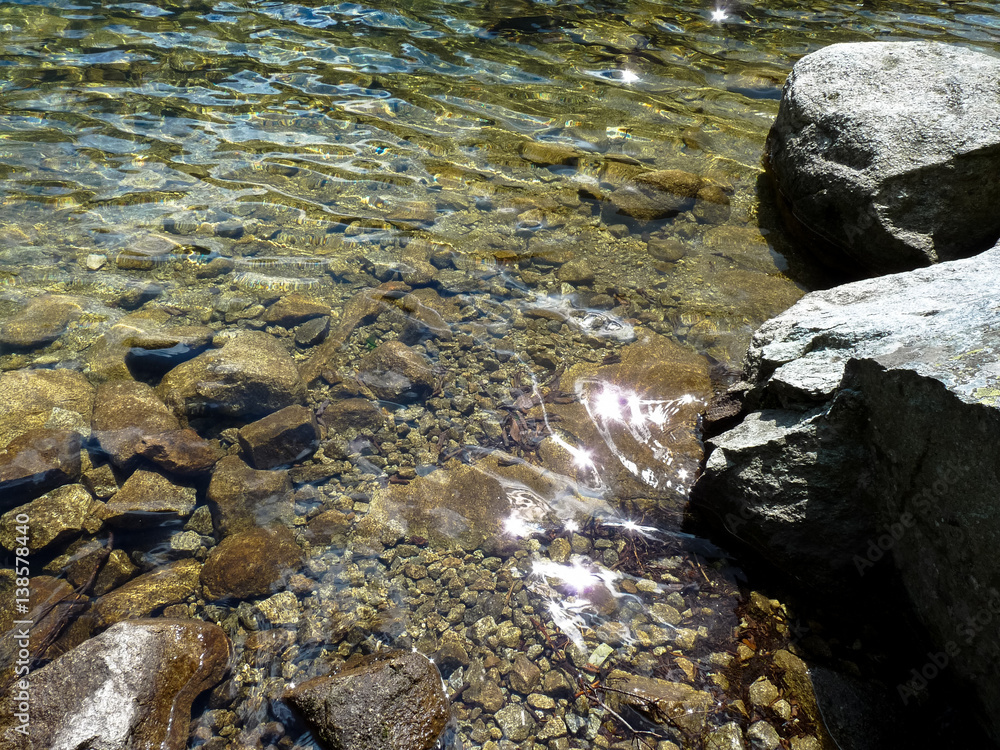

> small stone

[
  {"left": 510, "top": 655, "right": 541, "bottom": 694},
  {"left": 548, "top": 537, "right": 571, "bottom": 563},
  {"left": 555, "top": 259, "right": 595, "bottom": 286},
  {"left": 538, "top": 717, "right": 568, "bottom": 740},
  {"left": 496, "top": 621, "right": 522, "bottom": 648},
  {"left": 748, "top": 720, "right": 782, "bottom": 750},
  {"left": 527, "top": 693, "right": 555, "bottom": 710},
  {"left": 771, "top": 699, "right": 793, "bottom": 721},
  {"left": 357, "top": 340, "right": 436, "bottom": 403},
  {"left": 85, "top": 254, "right": 107, "bottom": 270},
  {"left": 320, "top": 398, "right": 387, "bottom": 433},
  {"left": 588, "top": 642, "right": 615, "bottom": 668},
  {"left": 748, "top": 677, "right": 780, "bottom": 708},
  {"left": 494, "top": 703, "right": 535, "bottom": 742},
  {"left": 706, "top": 721, "right": 745, "bottom": 750},
  {"left": 263, "top": 295, "right": 330, "bottom": 327},
  {"left": 650, "top": 603, "right": 682, "bottom": 626},
  {"left": 790, "top": 738, "right": 822, "bottom": 750},
  {"left": 252, "top": 590, "right": 300, "bottom": 627},
  {"left": 647, "top": 237, "right": 686, "bottom": 263},
  {"left": 295, "top": 316, "right": 330, "bottom": 347},
  {"left": 237, "top": 404, "right": 320, "bottom": 470}
]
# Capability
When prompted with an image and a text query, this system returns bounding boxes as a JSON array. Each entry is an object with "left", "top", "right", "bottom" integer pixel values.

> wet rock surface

[
  {"left": 200, "top": 524, "right": 303, "bottom": 601},
  {"left": 0, "top": 294, "right": 83, "bottom": 350},
  {"left": 767, "top": 41, "right": 1000, "bottom": 274},
  {"left": 207, "top": 454, "right": 293, "bottom": 537},
  {"left": 103, "top": 468, "right": 197, "bottom": 528},
  {"left": 238, "top": 404, "right": 321, "bottom": 469},
  {"left": 0, "top": 369, "right": 94, "bottom": 449},
  {"left": 136, "top": 427, "right": 224, "bottom": 475},
  {"left": 0, "top": 427, "right": 82, "bottom": 508},
  {"left": 696, "top": 242, "right": 1000, "bottom": 741},
  {"left": 158, "top": 330, "right": 305, "bottom": 418},
  {"left": 357, "top": 339, "right": 437, "bottom": 402},
  {"left": 285, "top": 650, "right": 450, "bottom": 750},
  {"left": 0, "top": 619, "right": 229, "bottom": 750},
  {"left": 92, "top": 379, "right": 181, "bottom": 470}
]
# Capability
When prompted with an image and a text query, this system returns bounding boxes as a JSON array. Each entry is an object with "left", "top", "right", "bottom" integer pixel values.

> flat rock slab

[
  {"left": 200, "top": 524, "right": 302, "bottom": 601},
  {"left": 0, "top": 619, "right": 229, "bottom": 750},
  {"left": 92, "top": 380, "right": 180, "bottom": 470},
  {"left": 767, "top": 41, "right": 1000, "bottom": 274},
  {"left": 285, "top": 650, "right": 450, "bottom": 750},
  {"left": 207, "top": 455, "right": 293, "bottom": 537}
]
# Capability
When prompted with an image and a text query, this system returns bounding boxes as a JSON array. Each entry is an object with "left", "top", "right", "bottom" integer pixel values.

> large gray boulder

[
  {"left": 694, "top": 243, "right": 1000, "bottom": 739},
  {"left": 767, "top": 41, "right": 1000, "bottom": 274}
]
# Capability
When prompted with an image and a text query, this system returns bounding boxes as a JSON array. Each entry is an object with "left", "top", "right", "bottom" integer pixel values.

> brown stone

[
  {"left": 519, "top": 141, "right": 582, "bottom": 167},
  {"left": 103, "top": 469, "right": 197, "bottom": 529},
  {"left": 92, "top": 380, "right": 180, "bottom": 470},
  {"left": 0, "top": 294, "right": 82, "bottom": 350},
  {"left": 303, "top": 509, "right": 353, "bottom": 546},
  {"left": 285, "top": 650, "right": 450, "bottom": 750},
  {"left": 0, "top": 484, "right": 93, "bottom": 553},
  {"left": 237, "top": 404, "right": 320, "bottom": 470},
  {"left": 319, "top": 398, "right": 387, "bottom": 433},
  {"left": 0, "top": 369, "right": 94, "bottom": 450},
  {"left": 609, "top": 169, "right": 704, "bottom": 221},
  {"left": 0, "top": 619, "right": 229, "bottom": 750},
  {"left": 605, "top": 670, "right": 713, "bottom": 735},
  {"left": 509, "top": 654, "right": 542, "bottom": 694},
  {"left": 0, "top": 428, "right": 81, "bottom": 509},
  {"left": 158, "top": 331, "right": 304, "bottom": 419},
  {"left": 93, "top": 559, "right": 202, "bottom": 629},
  {"left": 206, "top": 455, "right": 293, "bottom": 537},
  {"left": 354, "top": 461, "right": 516, "bottom": 555},
  {"left": 200, "top": 525, "right": 303, "bottom": 601},
  {"left": 136, "top": 428, "right": 224, "bottom": 475},
  {"left": 263, "top": 294, "right": 331, "bottom": 327},
  {"left": 357, "top": 340, "right": 436, "bottom": 403}
]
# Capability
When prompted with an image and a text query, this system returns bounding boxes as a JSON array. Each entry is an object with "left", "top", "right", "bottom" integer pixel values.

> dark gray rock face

[
  {"left": 285, "top": 650, "right": 450, "bottom": 750},
  {"left": 694, "top": 243, "right": 1000, "bottom": 739},
  {"left": 767, "top": 41, "right": 1000, "bottom": 274},
  {"left": 237, "top": 404, "right": 320, "bottom": 469},
  {"left": 0, "top": 619, "right": 229, "bottom": 750}
]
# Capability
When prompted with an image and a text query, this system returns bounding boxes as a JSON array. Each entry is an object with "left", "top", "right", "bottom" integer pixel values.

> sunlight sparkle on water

[
  {"left": 620, "top": 69, "right": 640, "bottom": 84},
  {"left": 504, "top": 513, "right": 542, "bottom": 538},
  {"left": 711, "top": 7, "right": 729, "bottom": 23}
]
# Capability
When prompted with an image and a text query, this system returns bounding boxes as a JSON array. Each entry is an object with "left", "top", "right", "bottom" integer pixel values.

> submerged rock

[
  {"left": 237, "top": 404, "right": 320, "bottom": 469},
  {"left": 0, "top": 428, "right": 82, "bottom": 509},
  {"left": 158, "top": 330, "right": 304, "bottom": 419},
  {"left": 93, "top": 558, "right": 202, "bottom": 629},
  {"left": 207, "top": 455, "right": 293, "bottom": 537},
  {"left": 694, "top": 243, "right": 1000, "bottom": 740},
  {"left": 767, "top": 41, "right": 1000, "bottom": 274},
  {"left": 0, "top": 294, "right": 82, "bottom": 350},
  {"left": 136, "top": 428, "right": 224, "bottom": 475},
  {"left": 357, "top": 339, "right": 437, "bottom": 403},
  {"left": 92, "top": 380, "right": 180, "bottom": 470},
  {"left": 0, "top": 369, "right": 94, "bottom": 450},
  {"left": 200, "top": 524, "right": 302, "bottom": 601},
  {"left": 285, "top": 650, "right": 450, "bottom": 750},
  {"left": 0, "top": 619, "right": 229, "bottom": 750},
  {"left": 354, "top": 461, "right": 515, "bottom": 555},
  {"left": 0, "top": 484, "right": 93, "bottom": 553},
  {"left": 102, "top": 469, "right": 197, "bottom": 529}
]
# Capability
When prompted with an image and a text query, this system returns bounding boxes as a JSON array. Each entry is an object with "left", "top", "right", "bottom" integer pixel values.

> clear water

[{"left": 0, "top": 1, "right": 998, "bottom": 748}]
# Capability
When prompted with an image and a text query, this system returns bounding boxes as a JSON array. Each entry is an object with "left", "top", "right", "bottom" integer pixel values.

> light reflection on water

[{"left": 0, "top": 0, "right": 998, "bottom": 748}]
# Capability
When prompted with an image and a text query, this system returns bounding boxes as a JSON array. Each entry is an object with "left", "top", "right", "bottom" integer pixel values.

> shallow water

[{"left": 1, "top": 1, "right": 999, "bottom": 748}]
